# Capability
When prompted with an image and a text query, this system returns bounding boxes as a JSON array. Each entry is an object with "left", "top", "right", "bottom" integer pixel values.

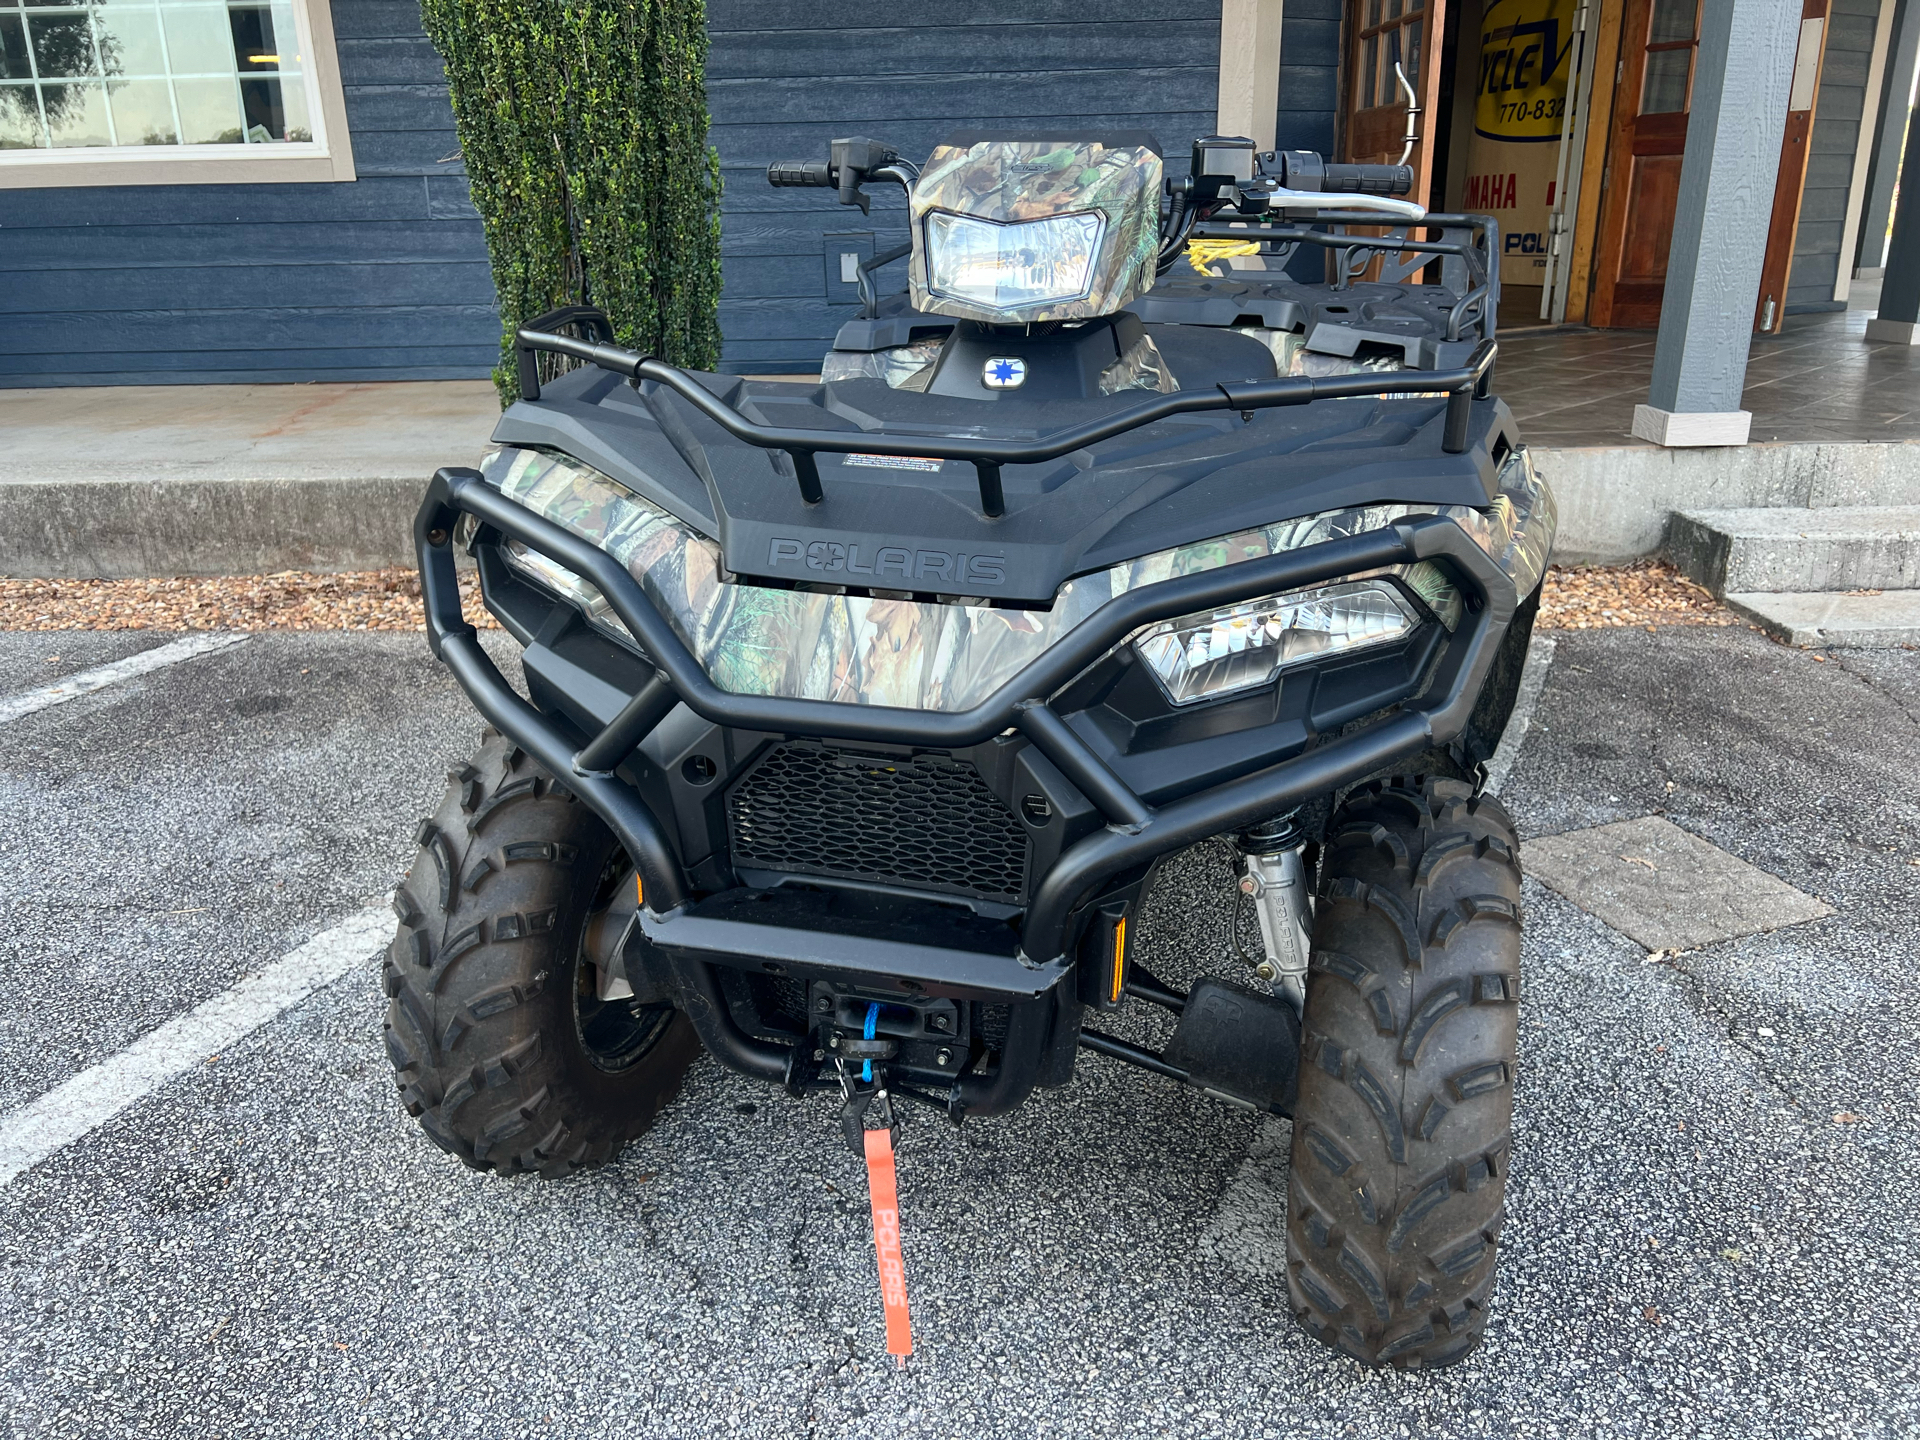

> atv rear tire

[
  {"left": 1286, "top": 776, "right": 1522, "bottom": 1368},
  {"left": 383, "top": 730, "right": 700, "bottom": 1177}
]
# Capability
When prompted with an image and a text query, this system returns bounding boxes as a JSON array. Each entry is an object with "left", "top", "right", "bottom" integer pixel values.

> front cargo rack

[{"left": 510, "top": 313, "right": 1498, "bottom": 521}]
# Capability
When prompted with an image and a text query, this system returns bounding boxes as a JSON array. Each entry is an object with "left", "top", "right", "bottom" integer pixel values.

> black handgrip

[
  {"left": 1270, "top": 151, "right": 1415, "bottom": 198},
  {"left": 767, "top": 160, "right": 834, "bottom": 187},
  {"left": 1320, "top": 162, "right": 1415, "bottom": 196}
]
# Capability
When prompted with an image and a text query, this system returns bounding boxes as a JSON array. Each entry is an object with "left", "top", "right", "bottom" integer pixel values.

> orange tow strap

[{"left": 862, "top": 1126, "right": 914, "bottom": 1364}]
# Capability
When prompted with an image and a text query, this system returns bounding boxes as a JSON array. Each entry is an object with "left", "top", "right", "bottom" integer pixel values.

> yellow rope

[{"left": 1185, "top": 238, "right": 1263, "bottom": 271}]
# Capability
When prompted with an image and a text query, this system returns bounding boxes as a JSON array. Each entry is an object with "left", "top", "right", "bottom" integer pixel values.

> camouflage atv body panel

[{"left": 909, "top": 134, "right": 1163, "bottom": 323}]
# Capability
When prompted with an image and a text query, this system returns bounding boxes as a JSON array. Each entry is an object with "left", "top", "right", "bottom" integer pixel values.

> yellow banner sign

[{"left": 1474, "top": 0, "right": 1578, "bottom": 143}]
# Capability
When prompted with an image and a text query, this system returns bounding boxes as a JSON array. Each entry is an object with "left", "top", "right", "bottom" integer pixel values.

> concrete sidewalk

[
  {"left": 0, "top": 381, "right": 500, "bottom": 577},
  {"left": 3, "top": 365, "right": 1918, "bottom": 578}
]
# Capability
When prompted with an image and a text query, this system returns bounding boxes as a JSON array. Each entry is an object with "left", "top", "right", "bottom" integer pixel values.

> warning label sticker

[{"left": 843, "top": 454, "right": 945, "bottom": 472}]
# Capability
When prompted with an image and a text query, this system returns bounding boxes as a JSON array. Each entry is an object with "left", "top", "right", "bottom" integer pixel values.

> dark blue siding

[
  {"left": 707, "top": 1, "right": 1231, "bottom": 372},
  {"left": 1277, "top": 0, "right": 1342, "bottom": 159},
  {"left": 0, "top": 0, "right": 496, "bottom": 386},
  {"left": 1, "top": 3, "right": 1341, "bottom": 385}
]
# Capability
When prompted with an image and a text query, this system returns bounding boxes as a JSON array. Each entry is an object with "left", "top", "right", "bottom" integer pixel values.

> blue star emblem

[{"left": 982, "top": 356, "right": 1027, "bottom": 389}]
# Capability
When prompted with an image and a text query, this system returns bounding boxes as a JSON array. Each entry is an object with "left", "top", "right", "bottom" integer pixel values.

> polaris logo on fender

[{"left": 767, "top": 538, "right": 1006, "bottom": 587}]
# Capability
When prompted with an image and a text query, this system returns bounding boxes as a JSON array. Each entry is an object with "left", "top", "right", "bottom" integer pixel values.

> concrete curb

[
  {"left": 4, "top": 436, "right": 1918, "bottom": 579},
  {"left": 1539, "top": 439, "right": 1920, "bottom": 564},
  {"left": 0, "top": 476, "right": 426, "bottom": 577}
]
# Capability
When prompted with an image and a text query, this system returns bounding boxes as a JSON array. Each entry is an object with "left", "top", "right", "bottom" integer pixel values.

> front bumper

[{"left": 418, "top": 465, "right": 1520, "bottom": 988}]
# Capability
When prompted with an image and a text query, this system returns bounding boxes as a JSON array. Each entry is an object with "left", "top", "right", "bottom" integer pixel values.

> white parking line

[
  {"left": 0, "top": 632, "right": 250, "bottom": 726},
  {"left": 0, "top": 905, "right": 391, "bottom": 1189},
  {"left": 1485, "top": 634, "right": 1557, "bottom": 796}
]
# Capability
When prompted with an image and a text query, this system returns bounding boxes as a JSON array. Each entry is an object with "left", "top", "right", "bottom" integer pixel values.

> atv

[{"left": 387, "top": 129, "right": 1554, "bottom": 1370}]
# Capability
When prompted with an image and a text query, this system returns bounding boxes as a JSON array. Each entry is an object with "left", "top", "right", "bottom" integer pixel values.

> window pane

[
  {"left": 173, "top": 71, "right": 238, "bottom": 140},
  {"left": 28, "top": 9, "right": 100, "bottom": 78},
  {"left": 238, "top": 71, "right": 290, "bottom": 137},
  {"left": 1, "top": 13, "right": 32, "bottom": 78},
  {"left": 1405, "top": 19, "right": 1422, "bottom": 89},
  {"left": 1641, "top": 47, "right": 1690, "bottom": 113},
  {"left": 0, "top": 83, "right": 42, "bottom": 145},
  {"left": 95, "top": 8, "right": 167, "bottom": 77},
  {"left": 1367, "top": 0, "right": 1381, "bottom": 27},
  {"left": 3, "top": 0, "right": 315, "bottom": 152},
  {"left": 160, "top": 3, "right": 232, "bottom": 73},
  {"left": 270, "top": 0, "right": 298, "bottom": 64},
  {"left": 1361, "top": 32, "right": 1376, "bottom": 108},
  {"left": 43, "top": 76, "right": 110, "bottom": 143},
  {"left": 108, "top": 74, "right": 175, "bottom": 141},
  {"left": 1648, "top": 0, "right": 1697, "bottom": 45},
  {"left": 1387, "top": 0, "right": 1403, "bottom": 17},
  {"left": 1385, "top": 25, "right": 1402, "bottom": 92}
]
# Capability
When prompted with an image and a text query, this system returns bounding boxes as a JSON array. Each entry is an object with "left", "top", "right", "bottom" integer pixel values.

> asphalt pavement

[{"left": 1, "top": 624, "right": 1916, "bottom": 1439}]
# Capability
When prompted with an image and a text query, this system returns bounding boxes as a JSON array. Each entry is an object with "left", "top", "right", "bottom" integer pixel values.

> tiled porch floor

[{"left": 1498, "top": 282, "right": 1920, "bottom": 448}]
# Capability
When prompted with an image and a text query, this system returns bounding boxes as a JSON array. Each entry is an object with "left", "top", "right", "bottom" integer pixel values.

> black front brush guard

[
  {"left": 417, "top": 466, "right": 1516, "bottom": 966},
  {"left": 418, "top": 468, "right": 1515, "bottom": 1115}
]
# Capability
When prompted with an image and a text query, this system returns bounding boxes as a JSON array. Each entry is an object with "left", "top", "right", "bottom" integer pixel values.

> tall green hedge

[{"left": 422, "top": 0, "right": 724, "bottom": 403}]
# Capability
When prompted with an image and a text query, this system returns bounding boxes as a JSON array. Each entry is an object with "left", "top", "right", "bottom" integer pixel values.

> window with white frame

[{"left": 0, "top": 0, "right": 353, "bottom": 182}]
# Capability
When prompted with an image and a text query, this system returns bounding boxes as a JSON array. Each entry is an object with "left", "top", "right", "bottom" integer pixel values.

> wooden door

[
  {"left": 1589, "top": 0, "right": 1702, "bottom": 327},
  {"left": 1343, "top": 0, "right": 1449, "bottom": 203},
  {"left": 1753, "top": 0, "right": 1828, "bottom": 333}
]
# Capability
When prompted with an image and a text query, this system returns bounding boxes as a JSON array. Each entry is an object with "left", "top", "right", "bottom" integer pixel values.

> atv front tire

[
  {"left": 383, "top": 730, "right": 700, "bottom": 1177},
  {"left": 1286, "top": 776, "right": 1523, "bottom": 1368}
]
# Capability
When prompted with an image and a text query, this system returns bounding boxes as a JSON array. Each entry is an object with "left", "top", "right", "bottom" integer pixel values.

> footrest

[{"left": 1160, "top": 978, "right": 1301, "bottom": 1114}]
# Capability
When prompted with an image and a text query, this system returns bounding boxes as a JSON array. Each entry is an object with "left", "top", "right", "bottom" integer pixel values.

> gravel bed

[
  {"left": 0, "top": 570, "right": 495, "bottom": 632},
  {"left": 3, "top": 562, "right": 1729, "bottom": 634},
  {"left": 1538, "top": 561, "right": 1735, "bottom": 631}
]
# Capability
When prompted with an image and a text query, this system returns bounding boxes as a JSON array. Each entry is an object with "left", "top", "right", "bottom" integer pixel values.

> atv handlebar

[
  {"left": 766, "top": 160, "right": 834, "bottom": 188},
  {"left": 1269, "top": 150, "right": 1415, "bottom": 197},
  {"left": 767, "top": 136, "right": 911, "bottom": 213}
]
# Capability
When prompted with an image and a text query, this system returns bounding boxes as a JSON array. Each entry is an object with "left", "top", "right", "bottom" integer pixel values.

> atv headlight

[
  {"left": 1132, "top": 580, "right": 1419, "bottom": 706},
  {"left": 924, "top": 210, "right": 1105, "bottom": 310}
]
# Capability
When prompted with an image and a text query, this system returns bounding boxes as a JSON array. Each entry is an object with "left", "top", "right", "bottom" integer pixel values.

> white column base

[
  {"left": 1631, "top": 405, "right": 1753, "bottom": 447},
  {"left": 1865, "top": 317, "right": 1920, "bottom": 344}
]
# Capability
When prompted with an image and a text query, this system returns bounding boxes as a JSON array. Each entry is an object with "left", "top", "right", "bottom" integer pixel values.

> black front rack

[{"left": 511, "top": 316, "right": 1498, "bottom": 521}]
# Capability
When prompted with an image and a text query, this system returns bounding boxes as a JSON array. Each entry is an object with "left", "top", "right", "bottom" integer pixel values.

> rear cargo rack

[
  {"left": 511, "top": 315, "right": 1497, "bottom": 521},
  {"left": 1184, "top": 210, "right": 1499, "bottom": 344}
]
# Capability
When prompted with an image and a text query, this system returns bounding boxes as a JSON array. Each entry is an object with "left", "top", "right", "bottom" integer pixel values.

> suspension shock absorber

[{"left": 1235, "top": 812, "right": 1314, "bottom": 1014}]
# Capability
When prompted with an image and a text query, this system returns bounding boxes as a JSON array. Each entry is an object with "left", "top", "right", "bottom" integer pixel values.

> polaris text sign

[{"left": 768, "top": 537, "right": 1008, "bottom": 587}]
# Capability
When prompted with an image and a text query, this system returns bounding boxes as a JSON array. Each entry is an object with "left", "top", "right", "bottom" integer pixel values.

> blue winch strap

[{"left": 863, "top": 1002, "right": 879, "bottom": 1083}]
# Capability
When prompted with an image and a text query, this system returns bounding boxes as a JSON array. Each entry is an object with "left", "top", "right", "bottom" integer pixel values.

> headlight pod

[
  {"left": 1132, "top": 580, "right": 1419, "bottom": 706},
  {"left": 502, "top": 539, "right": 634, "bottom": 644},
  {"left": 924, "top": 210, "right": 1105, "bottom": 310}
]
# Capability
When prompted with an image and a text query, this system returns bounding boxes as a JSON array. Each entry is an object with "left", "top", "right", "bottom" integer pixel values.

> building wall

[
  {"left": 1786, "top": 0, "right": 1884, "bottom": 312},
  {"left": 1277, "top": 0, "right": 1342, "bottom": 158},
  {"left": 2, "top": 2, "right": 1339, "bottom": 386},
  {"left": 705, "top": 0, "right": 1227, "bottom": 373},
  {"left": 0, "top": 0, "right": 496, "bottom": 388}
]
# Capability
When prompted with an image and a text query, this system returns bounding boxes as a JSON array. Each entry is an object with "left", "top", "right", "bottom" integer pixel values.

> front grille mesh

[{"left": 728, "top": 743, "right": 1029, "bottom": 904}]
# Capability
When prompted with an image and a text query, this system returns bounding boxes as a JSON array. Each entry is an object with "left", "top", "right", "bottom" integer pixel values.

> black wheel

[
  {"left": 1286, "top": 776, "right": 1523, "bottom": 1368},
  {"left": 383, "top": 729, "right": 700, "bottom": 1177}
]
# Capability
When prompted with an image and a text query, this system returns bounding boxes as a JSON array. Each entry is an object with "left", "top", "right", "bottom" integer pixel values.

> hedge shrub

[{"left": 422, "top": 0, "right": 724, "bottom": 403}]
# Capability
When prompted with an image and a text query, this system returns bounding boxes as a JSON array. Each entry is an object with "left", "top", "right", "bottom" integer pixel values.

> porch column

[
  {"left": 1631, "top": 0, "right": 1804, "bottom": 447},
  {"left": 1864, "top": 104, "right": 1920, "bottom": 343},
  {"left": 1217, "top": 0, "right": 1286, "bottom": 150}
]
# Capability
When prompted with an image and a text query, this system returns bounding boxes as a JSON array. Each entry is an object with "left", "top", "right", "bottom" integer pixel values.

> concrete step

[
  {"left": 1669, "top": 506, "right": 1920, "bottom": 596},
  {"left": 1725, "top": 590, "right": 1920, "bottom": 648}
]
